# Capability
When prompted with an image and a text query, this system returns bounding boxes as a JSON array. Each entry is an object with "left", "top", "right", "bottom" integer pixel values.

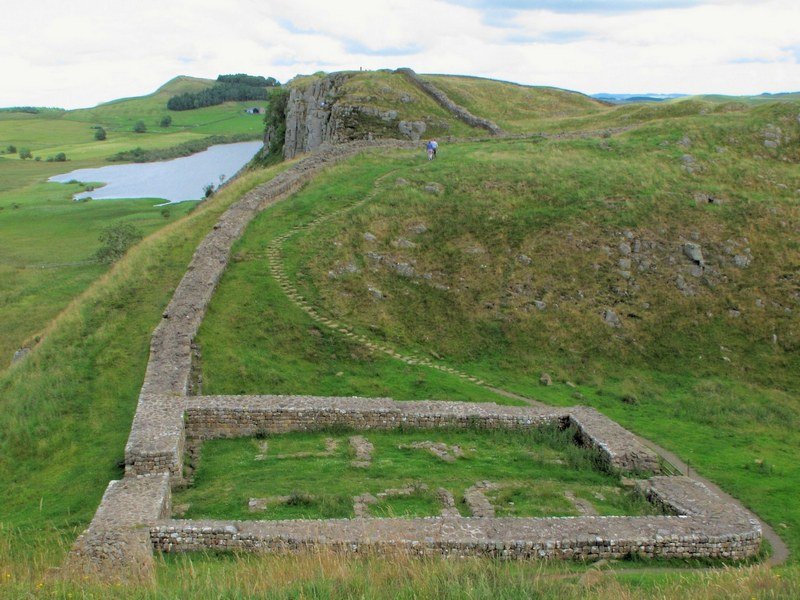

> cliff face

[{"left": 282, "top": 73, "right": 429, "bottom": 159}]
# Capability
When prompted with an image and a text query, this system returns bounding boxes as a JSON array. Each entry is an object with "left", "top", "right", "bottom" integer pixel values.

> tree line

[{"left": 166, "top": 73, "right": 279, "bottom": 111}]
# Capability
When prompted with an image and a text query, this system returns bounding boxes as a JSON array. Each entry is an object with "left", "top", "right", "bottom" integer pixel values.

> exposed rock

[
  {"left": 618, "top": 258, "right": 632, "bottom": 270},
  {"left": 517, "top": 254, "right": 532, "bottom": 265},
  {"left": 11, "top": 347, "right": 30, "bottom": 363},
  {"left": 395, "top": 178, "right": 409, "bottom": 187},
  {"left": 603, "top": 309, "right": 622, "bottom": 328},
  {"left": 533, "top": 300, "right": 547, "bottom": 311},
  {"left": 368, "top": 286, "right": 385, "bottom": 300},
  {"left": 328, "top": 262, "right": 359, "bottom": 279},
  {"left": 424, "top": 183, "right": 444, "bottom": 194},
  {"left": 398, "top": 120, "right": 427, "bottom": 141},
  {"left": 539, "top": 373, "right": 553, "bottom": 386},
  {"left": 618, "top": 242, "right": 632, "bottom": 256},
  {"left": 399, "top": 441, "right": 464, "bottom": 462},
  {"left": 392, "top": 238, "right": 416, "bottom": 249},
  {"left": 733, "top": 254, "right": 751, "bottom": 268},
  {"left": 393, "top": 262, "right": 415, "bottom": 277},
  {"left": 407, "top": 223, "right": 428, "bottom": 235},
  {"left": 693, "top": 192, "right": 724, "bottom": 205},
  {"left": 363, "top": 232, "right": 377, "bottom": 242},
  {"left": 728, "top": 309, "right": 741, "bottom": 318},
  {"left": 681, "top": 154, "right": 697, "bottom": 173},
  {"left": 677, "top": 135, "right": 692, "bottom": 148},
  {"left": 683, "top": 242, "right": 704, "bottom": 265},
  {"left": 764, "top": 140, "right": 778, "bottom": 149}
]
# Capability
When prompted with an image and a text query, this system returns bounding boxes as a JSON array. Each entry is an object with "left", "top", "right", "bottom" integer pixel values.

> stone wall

[
  {"left": 151, "top": 476, "right": 760, "bottom": 561},
  {"left": 181, "top": 395, "right": 661, "bottom": 475},
  {"left": 395, "top": 68, "right": 503, "bottom": 136},
  {"left": 67, "top": 474, "right": 171, "bottom": 579}
]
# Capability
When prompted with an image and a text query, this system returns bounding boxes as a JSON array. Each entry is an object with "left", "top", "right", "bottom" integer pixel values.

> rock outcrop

[{"left": 282, "top": 73, "right": 425, "bottom": 159}]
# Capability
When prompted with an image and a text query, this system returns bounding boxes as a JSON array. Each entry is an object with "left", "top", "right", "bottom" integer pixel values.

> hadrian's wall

[{"left": 395, "top": 68, "right": 503, "bottom": 136}]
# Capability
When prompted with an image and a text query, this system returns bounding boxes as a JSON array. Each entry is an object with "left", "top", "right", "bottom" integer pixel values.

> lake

[{"left": 49, "top": 141, "right": 264, "bottom": 204}]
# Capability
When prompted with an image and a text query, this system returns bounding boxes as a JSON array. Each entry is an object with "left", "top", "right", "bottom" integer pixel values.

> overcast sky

[{"left": 2, "top": 0, "right": 798, "bottom": 109}]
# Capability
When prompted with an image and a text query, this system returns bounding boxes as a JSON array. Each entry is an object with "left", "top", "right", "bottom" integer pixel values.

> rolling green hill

[
  {"left": 0, "top": 76, "right": 267, "bottom": 370},
  {"left": 1, "top": 70, "right": 799, "bottom": 598}
]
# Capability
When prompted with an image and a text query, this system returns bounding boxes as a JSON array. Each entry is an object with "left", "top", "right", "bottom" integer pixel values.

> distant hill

[{"left": 592, "top": 93, "right": 688, "bottom": 104}]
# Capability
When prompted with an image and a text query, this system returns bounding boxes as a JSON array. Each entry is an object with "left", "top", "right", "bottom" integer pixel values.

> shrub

[
  {"left": 94, "top": 127, "right": 107, "bottom": 141},
  {"left": 133, "top": 120, "right": 147, "bottom": 133},
  {"left": 160, "top": 115, "right": 172, "bottom": 128},
  {"left": 94, "top": 223, "right": 143, "bottom": 263},
  {"left": 6, "top": 144, "right": 16, "bottom": 154},
  {"left": 18, "top": 148, "right": 32, "bottom": 159},
  {"left": 54, "top": 152, "right": 67, "bottom": 162}
]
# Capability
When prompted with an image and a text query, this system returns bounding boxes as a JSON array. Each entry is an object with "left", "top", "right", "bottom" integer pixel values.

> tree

[
  {"left": 19, "top": 148, "right": 32, "bottom": 159},
  {"left": 94, "top": 127, "right": 107, "bottom": 141},
  {"left": 133, "top": 120, "right": 147, "bottom": 133},
  {"left": 160, "top": 115, "right": 172, "bottom": 128},
  {"left": 94, "top": 223, "right": 143, "bottom": 263},
  {"left": 54, "top": 152, "right": 67, "bottom": 162},
  {"left": 6, "top": 144, "right": 16, "bottom": 154}
]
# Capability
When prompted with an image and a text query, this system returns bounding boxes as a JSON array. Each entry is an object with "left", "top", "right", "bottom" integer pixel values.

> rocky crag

[{"left": 280, "top": 69, "right": 503, "bottom": 159}]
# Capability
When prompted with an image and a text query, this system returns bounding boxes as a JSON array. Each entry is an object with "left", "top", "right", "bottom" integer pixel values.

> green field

[
  {"left": 0, "top": 76, "right": 266, "bottom": 369},
  {"left": 175, "top": 428, "right": 655, "bottom": 521},
  {"left": 1, "top": 71, "right": 799, "bottom": 598}
]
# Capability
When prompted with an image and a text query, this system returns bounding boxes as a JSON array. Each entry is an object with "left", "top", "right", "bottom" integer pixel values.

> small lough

[{"left": 49, "top": 141, "right": 263, "bottom": 204}]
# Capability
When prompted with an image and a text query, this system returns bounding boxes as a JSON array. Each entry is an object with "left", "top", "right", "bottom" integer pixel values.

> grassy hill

[{"left": 1, "top": 70, "right": 799, "bottom": 597}]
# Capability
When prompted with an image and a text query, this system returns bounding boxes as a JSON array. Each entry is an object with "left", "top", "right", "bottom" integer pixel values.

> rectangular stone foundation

[{"left": 151, "top": 477, "right": 761, "bottom": 561}]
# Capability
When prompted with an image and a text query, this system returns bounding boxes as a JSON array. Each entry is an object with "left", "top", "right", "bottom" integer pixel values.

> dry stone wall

[
  {"left": 395, "top": 69, "right": 503, "bottom": 136},
  {"left": 181, "top": 395, "right": 660, "bottom": 474},
  {"left": 152, "top": 476, "right": 760, "bottom": 561}
]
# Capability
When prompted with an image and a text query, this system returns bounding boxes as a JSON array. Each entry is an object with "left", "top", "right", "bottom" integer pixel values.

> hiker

[{"left": 426, "top": 140, "right": 438, "bottom": 161}]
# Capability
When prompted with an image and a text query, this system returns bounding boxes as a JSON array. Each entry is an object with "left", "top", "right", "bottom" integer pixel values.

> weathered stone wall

[
  {"left": 67, "top": 474, "right": 171, "bottom": 579},
  {"left": 569, "top": 407, "right": 662, "bottom": 473},
  {"left": 181, "top": 395, "right": 661, "bottom": 475},
  {"left": 395, "top": 68, "right": 503, "bottom": 136},
  {"left": 151, "top": 477, "right": 760, "bottom": 561}
]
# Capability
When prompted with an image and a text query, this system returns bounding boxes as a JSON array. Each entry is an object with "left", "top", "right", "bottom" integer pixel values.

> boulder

[
  {"left": 603, "top": 309, "right": 622, "bottom": 328},
  {"left": 683, "top": 242, "right": 704, "bottom": 265}
]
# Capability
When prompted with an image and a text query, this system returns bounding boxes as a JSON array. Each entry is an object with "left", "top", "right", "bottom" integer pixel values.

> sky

[{"left": 1, "top": 0, "right": 798, "bottom": 109}]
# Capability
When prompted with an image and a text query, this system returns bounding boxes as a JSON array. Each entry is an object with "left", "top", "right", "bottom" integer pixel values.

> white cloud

[{"left": 0, "top": 0, "right": 798, "bottom": 108}]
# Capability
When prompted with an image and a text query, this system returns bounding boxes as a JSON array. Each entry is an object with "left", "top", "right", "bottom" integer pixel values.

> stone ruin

[{"left": 65, "top": 141, "right": 763, "bottom": 581}]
